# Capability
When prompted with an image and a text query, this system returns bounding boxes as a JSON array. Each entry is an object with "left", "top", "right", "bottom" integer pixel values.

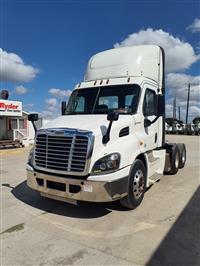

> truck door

[{"left": 142, "top": 86, "right": 159, "bottom": 151}]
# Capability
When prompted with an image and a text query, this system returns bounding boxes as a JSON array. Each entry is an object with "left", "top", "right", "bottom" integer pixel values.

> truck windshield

[{"left": 65, "top": 84, "right": 140, "bottom": 115}]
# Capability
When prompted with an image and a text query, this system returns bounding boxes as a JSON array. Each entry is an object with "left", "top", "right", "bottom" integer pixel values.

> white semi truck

[{"left": 27, "top": 45, "right": 186, "bottom": 209}]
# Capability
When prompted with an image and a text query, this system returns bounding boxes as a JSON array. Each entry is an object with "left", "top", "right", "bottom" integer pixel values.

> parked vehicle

[
  {"left": 183, "top": 123, "right": 198, "bottom": 135},
  {"left": 172, "top": 123, "right": 185, "bottom": 134},
  {"left": 27, "top": 45, "right": 186, "bottom": 209},
  {"left": 165, "top": 122, "right": 172, "bottom": 134},
  {"left": 194, "top": 123, "right": 200, "bottom": 135}
]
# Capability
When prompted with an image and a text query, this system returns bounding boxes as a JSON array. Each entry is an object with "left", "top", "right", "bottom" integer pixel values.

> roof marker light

[
  {"left": 106, "top": 79, "right": 109, "bottom": 84},
  {"left": 127, "top": 77, "right": 130, "bottom": 83},
  {"left": 100, "top": 80, "right": 103, "bottom": 85},
  {"left": 94, "top": 80, "right": 97, "bottom": 85}
]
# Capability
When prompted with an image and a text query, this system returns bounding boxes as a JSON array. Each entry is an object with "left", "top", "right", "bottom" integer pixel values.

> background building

[{"left": 0, "top": 99, "right": 42, "bottom": 147}]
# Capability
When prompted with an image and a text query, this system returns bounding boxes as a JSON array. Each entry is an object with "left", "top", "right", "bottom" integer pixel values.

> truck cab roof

[{"left": 84, "top": 45, "right": 164, "bottom": 90}]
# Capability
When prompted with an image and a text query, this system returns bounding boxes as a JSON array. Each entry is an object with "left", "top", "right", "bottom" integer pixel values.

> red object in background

[{"left": 24, "top": 118, "right": 27, "bottom": 129}]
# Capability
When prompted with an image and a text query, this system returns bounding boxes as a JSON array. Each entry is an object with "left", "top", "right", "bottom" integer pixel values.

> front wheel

[{"left": 120, "top": 159, "right": 146, "bottom": 209}]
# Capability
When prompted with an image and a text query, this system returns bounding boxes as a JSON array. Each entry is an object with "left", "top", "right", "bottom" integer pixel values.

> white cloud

[
  {"left": 45, "top": 98, "right": 57, "bottom": 107},
  {"left": 42, "top": 89, "right": 72, "bottom": 119},
  {"left": 190, "top": 106, "right": 200, "bottom": 114},
  {"left": 165, "top": 73, "right": 200, "bottom": 121},
  {"left": 40, "top": 110, "right": 57, "bottom": 120},
  {"left": 15, "top": 85, "right": 28, "bottom": 94},
  {"left": 114, "top": 28, "right": 199, "bottom": 72},
  {"left": 42, "top": 98, "right": 59, "bottom": 119},
  {"left": 166, "top": 99, "right": 200, "bottom": 122},
  {"left": 48, "top": 88, "right": 72, "bottom": 98},
  {"left": 0, "top": 48, "right": 39, "bottom": 82},
  {"left": 23, "top": 103, "right": 34, "bottom": 113},
  {"left": 187, "top": 18, "right": 200, "bottom": 33},
  {"left": 165, "top": 103, "right": 173, "bottom": 116},
  {"left": 166, "top": 73, "right": 200, "bottom": 103}
]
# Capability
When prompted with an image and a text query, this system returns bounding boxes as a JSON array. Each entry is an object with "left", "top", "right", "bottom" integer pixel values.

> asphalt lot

[{"left": 1, "top": 135, "right": 200, "bottom": 266}]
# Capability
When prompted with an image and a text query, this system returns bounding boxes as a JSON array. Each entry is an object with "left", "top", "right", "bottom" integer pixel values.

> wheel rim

[
  {"left": 175, "top": 152, "right": 179, "bottom": 168},
  {"left": 133, "top": 169, "right": 145, "bottom": 199}
]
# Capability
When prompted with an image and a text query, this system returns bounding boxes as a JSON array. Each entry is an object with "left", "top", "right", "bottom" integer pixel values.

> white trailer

[{"left": 27, "top": 45, "right": 186, "bottom": 209}]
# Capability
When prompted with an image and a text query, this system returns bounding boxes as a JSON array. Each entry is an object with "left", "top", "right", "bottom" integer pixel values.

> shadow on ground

[
  {"left": 9, "top": 181, "right": 129, "bottom": 219},
  {"left": 147, "top": 186, "right": 200, "bottom": 266}
]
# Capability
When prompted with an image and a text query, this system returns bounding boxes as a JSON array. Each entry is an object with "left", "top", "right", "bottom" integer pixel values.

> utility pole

[
  {"left": 185, "top": 83, "right": 191, "bottom": 125},
  {"left": 173, "top": 97, "right": 176, "bottom": 119},
  {"left": 178, "top": 106, "right": 181, "bottom": 121}
]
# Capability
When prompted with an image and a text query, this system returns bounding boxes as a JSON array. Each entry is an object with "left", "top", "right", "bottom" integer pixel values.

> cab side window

[{"left": 143, "top": 89, "right": 156, "bottom": 116}]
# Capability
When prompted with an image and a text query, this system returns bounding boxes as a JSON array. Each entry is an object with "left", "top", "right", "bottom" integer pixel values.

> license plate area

[{"left": 46, "top": 180, "right": 66, "bottom": 192}]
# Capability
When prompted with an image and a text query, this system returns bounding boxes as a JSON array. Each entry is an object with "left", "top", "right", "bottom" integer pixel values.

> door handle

[{"left": 155, "top": 133, "right": 158, "bottom": 143}]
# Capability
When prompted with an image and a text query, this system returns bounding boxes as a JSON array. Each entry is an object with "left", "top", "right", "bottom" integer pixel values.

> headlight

[
  {"left": 28, "top": 147, "right": 34, "bottom": 166},
  {"left": 91, "top": 153, "right": 120, "bottom": 175}
]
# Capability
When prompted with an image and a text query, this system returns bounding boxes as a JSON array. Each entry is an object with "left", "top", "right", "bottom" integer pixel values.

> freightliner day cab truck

[{"left": 27, "top": 45, "right": 186, "bottom": 209}]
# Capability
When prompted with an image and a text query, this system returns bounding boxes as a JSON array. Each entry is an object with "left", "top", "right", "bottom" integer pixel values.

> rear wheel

[
  {"left": 169, "top": 145, "right": 180, "bottom": 175},
  {"left": 177, "top": 143, "right": 186, "bottom": 169},
  {"left": 120, "top": 160, "right": 146, "bottom": 209}
]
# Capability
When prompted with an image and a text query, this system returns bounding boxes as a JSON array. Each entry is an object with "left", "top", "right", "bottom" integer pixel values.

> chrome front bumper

[{"left": 26, "top": 164, "right": 129, "bottom": 203}]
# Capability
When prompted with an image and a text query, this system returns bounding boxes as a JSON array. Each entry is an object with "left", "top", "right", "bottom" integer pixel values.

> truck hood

[{"left": 42, "top": 114, "right": 133, "bottom": 136}]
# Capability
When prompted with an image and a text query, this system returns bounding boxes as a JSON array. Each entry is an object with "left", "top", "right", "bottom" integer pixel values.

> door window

[{"left": 143, "top": 89, "right": 156, "bottom": 116}]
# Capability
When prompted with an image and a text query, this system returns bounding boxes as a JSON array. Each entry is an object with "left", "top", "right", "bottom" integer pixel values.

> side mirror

[
  {"left": 107, "top": 112, "right": 119, "bottom": 122},
  {"left": 28, "top": 113, "right": 38, "bottom": 122},
  {"left": 28, "top": 113, "right": 38, "bottom": 133},
  {"left": 103, "top": 112, "right": 119, "bottom": 144},
  {"left": 157, "top": 95, "right": 165, "bottom": 116},
  {"left": 144, "top": 118, "right": 151, "bottom": 128},
  {"left": 61, "top": 101, "right": 66, "bottom": 115}
]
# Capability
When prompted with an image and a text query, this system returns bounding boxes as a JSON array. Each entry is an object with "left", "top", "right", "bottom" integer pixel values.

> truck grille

[{"left": 34, "top": 130, "right": 93, "bottom": 175}]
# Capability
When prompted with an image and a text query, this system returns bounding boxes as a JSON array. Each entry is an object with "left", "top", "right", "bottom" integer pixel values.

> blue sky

[{"left": 0, "top": 1, "right": 199, "bottom": 121}]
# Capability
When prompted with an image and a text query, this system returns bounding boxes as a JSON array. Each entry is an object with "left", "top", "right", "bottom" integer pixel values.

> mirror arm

[
  {"left": 32, "top": 121, "right": 37, "bottom": 133},
  {"left": 102, "top": 121, "right": 113, "bottom": 144}
]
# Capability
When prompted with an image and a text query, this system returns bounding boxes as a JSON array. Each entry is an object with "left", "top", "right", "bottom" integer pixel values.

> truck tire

[
  {"left": 120, "top": 159, "right": 146, "bottom": 209},
  {"left": 169, "top": 145, "right": 180, "bottom": 175},
  {"left": 177, "top": 143, "right": 186, "bottom": 169}
]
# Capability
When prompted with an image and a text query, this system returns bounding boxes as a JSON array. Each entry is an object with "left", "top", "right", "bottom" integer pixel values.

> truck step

[{"left": 148, "top": 173, "right": 162, "bottom": 185}]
